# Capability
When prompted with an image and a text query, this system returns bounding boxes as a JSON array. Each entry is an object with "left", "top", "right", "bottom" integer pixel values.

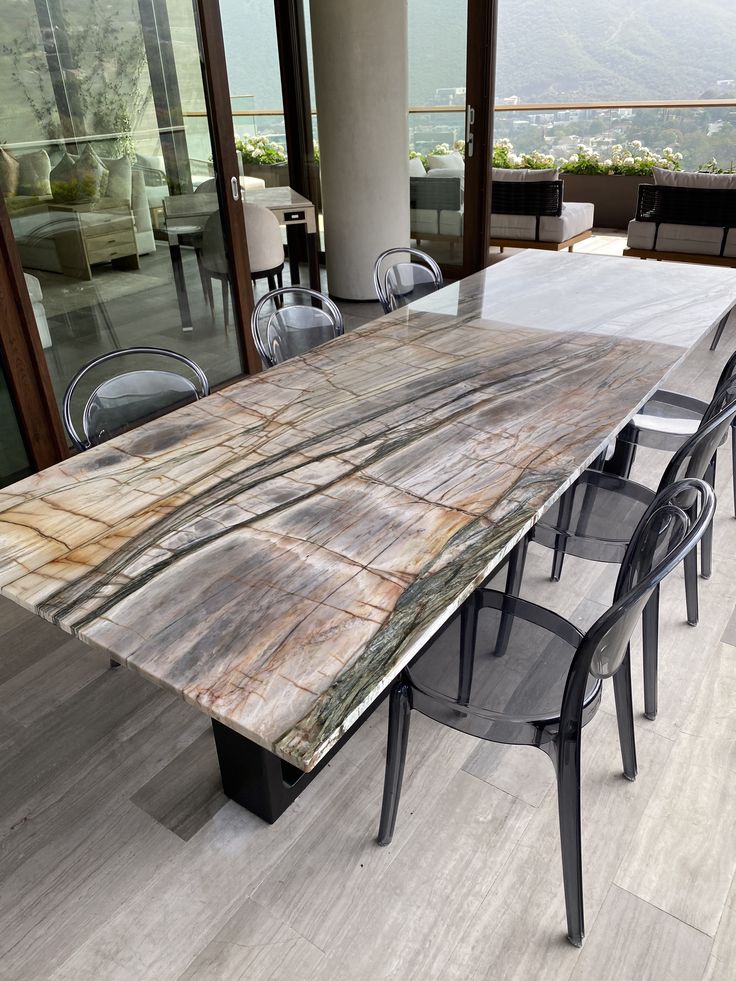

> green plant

[
  {"left": 428, "top": 140, "right": 466, "bottom": 158},
  {"left": 3, "top": 0, "right": 150, "bottom": 157},
  {"left": 235, "top": 134, "right": 287, "bottom": 165},
  {"left": 492, "top": 138, "right": 554, "bottom": 170},
  {"left": 558, "top": 141, "right": 682, "bottom": 176},
  {"left": 700, "top": 157, "right": 736, "bottom": 174}
]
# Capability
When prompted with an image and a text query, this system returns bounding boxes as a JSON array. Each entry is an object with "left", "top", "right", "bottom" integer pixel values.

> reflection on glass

[
  {"left": 407, "top": 0, "right": 468, "bottom": 266},
  {"left": 0, "top": 0, "right": 245, "bottom": 431},
  {"left": 0, "top": 359, "right": 32, "bottom": 487}
]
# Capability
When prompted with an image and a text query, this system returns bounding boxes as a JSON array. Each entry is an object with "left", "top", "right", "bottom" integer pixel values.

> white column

[{"left": 310, "top": 0, "right": 409, "bottom": 300}]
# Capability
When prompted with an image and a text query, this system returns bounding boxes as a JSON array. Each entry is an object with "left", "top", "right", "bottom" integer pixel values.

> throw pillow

[
  {"left": 0, "top": 147, "right": 20, "bottom": 196},
  {"left": 17, "top": 149, "right": 52, "bottom": 196},
  {"left": 49, "top": 152, "right": 78, "bottom": 202},
  {"left": 492, "top": 167, "right": 560, "bottom": 182},
  {"left": 101, "top": 156, "right": 132, "bottom": 204},
  {"left": 652, "top": 166, "right": 736, "bottom": 191},
  {"left": 408, "top": 156, "right": 426, "bottom": 178},
  {"left": 72, "top": 145, "right": 109, "bottom": 202},
  {"left": 427, "top": 150, "right": 465, "bottom": 171}
]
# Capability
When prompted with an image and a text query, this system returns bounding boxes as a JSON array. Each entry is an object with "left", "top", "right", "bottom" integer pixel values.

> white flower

[
  {"left": 663, "top": 147, "right": 673, "bottom": 155},
  {"left": 675, "top": 152, "right": 683, "bottom": 160},
  {"left": 253, "top": 147, "right": 263, "bottom": 158},
  {"left": 611, "top": 144, "right": 623, "bottom": 153},
  {"left": 631, "top": 140, "right": 642, "bottom": 149},
  {"left": 604, "top": 159, "right": 612, "bottom": 167},
  {"left": 623, "top": 156, "right": 635, "bottom": 166},
  {"left": 569, "top": 154, "right": 579, "bottom": 163}
]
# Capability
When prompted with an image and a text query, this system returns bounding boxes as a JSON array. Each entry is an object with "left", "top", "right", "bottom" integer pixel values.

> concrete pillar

[{"left": 310, "top": 0, "right": 409, "bottom": 300}]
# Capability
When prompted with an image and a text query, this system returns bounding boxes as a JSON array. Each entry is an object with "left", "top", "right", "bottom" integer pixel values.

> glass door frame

[{"left": 459, "top": 0, "right": 499, "bottom": 277}]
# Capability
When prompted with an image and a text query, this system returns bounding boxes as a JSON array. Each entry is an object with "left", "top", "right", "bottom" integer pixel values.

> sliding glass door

[
  {"left": 408, "top": 0, "right": 497, "bottom": 277},
  {"left": 0, "top": 0, "right": 253, "bottom": 422}
]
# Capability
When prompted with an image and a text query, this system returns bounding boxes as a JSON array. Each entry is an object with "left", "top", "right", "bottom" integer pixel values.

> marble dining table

[{"left": 1, "top": 250, "right": 735, "bottom": 821}]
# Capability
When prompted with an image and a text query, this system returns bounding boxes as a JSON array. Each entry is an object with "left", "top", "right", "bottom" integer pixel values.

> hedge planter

[
  {"left": 562, "top": 174, "right": 643, "bottom": 230},
  {"left": 242, "top": 161, "right": 291, "bottom": 189}
]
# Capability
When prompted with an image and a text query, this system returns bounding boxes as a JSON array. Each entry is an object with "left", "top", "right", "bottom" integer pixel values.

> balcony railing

[{"left": 179, "top": 99, "right": 736, "bottom": 172}]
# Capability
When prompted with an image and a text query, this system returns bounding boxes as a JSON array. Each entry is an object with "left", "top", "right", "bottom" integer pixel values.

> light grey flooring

[{"left": 1, "top": 295, "right": 735, "bottom": 980}]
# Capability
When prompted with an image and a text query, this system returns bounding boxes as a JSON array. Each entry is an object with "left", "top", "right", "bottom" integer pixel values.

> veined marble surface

[{"left": 0, "top": 252, "right": 734, "bottom": 770}]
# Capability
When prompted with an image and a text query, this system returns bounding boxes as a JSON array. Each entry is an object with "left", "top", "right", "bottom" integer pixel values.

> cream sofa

[
  {"left": 625, "top": 167, "right": 736, "bottom": 263},
  {"left": 23, "top": 273, "right": 51, "bottom": 349},
  {"left": 410, "top": 157, "right": 594, "bottom": 249}
]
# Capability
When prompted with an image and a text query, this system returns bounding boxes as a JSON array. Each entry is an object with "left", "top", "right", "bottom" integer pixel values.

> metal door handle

[
  {"left": 466, "top": 105, "right": 475, "bottom": 158},
  {"left": 231, "top": 176, "right": 239, "bottom": 200}
]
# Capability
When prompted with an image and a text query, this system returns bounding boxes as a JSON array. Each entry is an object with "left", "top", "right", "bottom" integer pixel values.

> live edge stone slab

[{"left": 0, "top": 252, "right": 734, "bottom": 772}]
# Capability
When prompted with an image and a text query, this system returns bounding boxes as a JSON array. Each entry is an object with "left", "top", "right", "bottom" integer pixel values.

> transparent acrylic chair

[
  {"left": 529, "top": 396, "right": 736, "bottom": 720},
  {"left": 606, "top": 347, "right": 736, "bottom": 515},
  {"left": 63, "top": 347, "right": 209, "bottom": 450},
  {"left": 251, "top": 287, "right": 344, "bottom": 368},
  {"left": 377, "top": 478, "right": 713, "bottom": 948},
  {"left": 373, "top": 247, "right": 444, "bottom": 313}
]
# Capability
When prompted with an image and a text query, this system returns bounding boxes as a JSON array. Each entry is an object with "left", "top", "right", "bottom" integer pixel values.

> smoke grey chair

[
  {"left": 606, "top": 347, "right": 736, "bottom": 515},
  {"left": 377, "top": 478, "right": 713, "bottom": 949},
  {"left": 62, "top": 347, "right": 209, "bottom": 450},
  {"left": 251, "top": 286, "right": 344, "bottom": 368},
  {"left": 529, "top": 395, "right": 736, "bottom": 720},
  {"left": 373, "top": 247, "right": 444, "bottom": 313}
]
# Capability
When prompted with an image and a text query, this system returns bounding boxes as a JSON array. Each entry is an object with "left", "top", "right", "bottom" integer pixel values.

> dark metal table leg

[
  {"left": 286, "top": 223, "right": 302, "bottom": 286},
  {"left": 211, "top": 689, "right": 386, "bottom": 823},
  {"left": 169, "top": 238, "right": 193, "bottom": 332},
  {"left": 307, "top": 231, "right": 321, "bottom": 291}
]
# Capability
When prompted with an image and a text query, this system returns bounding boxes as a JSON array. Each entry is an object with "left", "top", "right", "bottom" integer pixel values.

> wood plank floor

[{"left": 1, "top": 302, "right": 735, "bottom": 980}]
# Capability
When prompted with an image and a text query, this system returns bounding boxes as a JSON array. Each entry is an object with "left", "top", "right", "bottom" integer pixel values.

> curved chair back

[
  {"left": 661, "top": 396, "right": 736, "bottom": 497},
  {"left": 563, "top": 478, "right": 713, "bottom": 717},
  {"left": 63, "top": 347, "right": 209, "bottom": 450},
  {"left": 373, "top": 247, "right": 443, "bottom": 313},
  {"left": 251, "top": 287, "right": 344, "bottom": 367},
  {"left": 244, "top": 203, "right": 285, "bottom": 275},
  {"left": 194, "top": 177, "right": 217, "bottom": 194}
]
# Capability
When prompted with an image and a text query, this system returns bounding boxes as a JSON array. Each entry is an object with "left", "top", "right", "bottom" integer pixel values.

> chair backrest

[
  {"left": 63, "top": 347, "right": 209, "bottom": 449},
  {"left": 195, "top": 178, "right": 217, "bottom": 194},
  {"left": 244, "top": 202, "right": 284, "bottom": 274},
  {"left": 373, "top": 247, "right": 443, "bottom": 314},
  {"left": 659, "top": 396, "right": 736, "bottom": 497},
  {"left": 251, "top": 287, "right": 345, "bottom": 367},
  {"left": 560, "top": 478, "right": 714, "bottom": 730}
]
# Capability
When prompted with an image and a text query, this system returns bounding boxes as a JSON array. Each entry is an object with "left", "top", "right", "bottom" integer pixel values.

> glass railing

[{"left": 182, "top": 98, "right": 736, "bottom": 173}]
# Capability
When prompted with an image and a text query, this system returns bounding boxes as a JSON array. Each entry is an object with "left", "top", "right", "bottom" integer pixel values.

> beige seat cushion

[
  {"left": 724, "top": 229, "right": 736, "bottom": 258},
  {"left": 0, "top": 147, "right": 20, "bottom": 196},
  {"left": 411, "top": 209, "right": 439, "bottom": 235},
  {"left": 439, "top": 209, "right": 463, "bottom": 237},
  {"left": 408, "top": 156, "right": 426, "bottom": 178},
  {"left": 490, "top": 213, "right": 537, "bottom": 240},
  {"left": 627, "top": 220, "right": 656, "bottom": 250},
  {"left": 656, "top": 223, "right": 725, "bottom": 255},
  {"left": 18, "top": 149, "right": 52, "bottom": 196},
  {"left": 539, "top": 201, "right": 594, "bottom": 243}
]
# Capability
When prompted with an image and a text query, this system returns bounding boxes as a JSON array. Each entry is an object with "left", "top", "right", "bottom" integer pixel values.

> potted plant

[
  {"left": 558, "top": 142, "right": 682, "bottom": 229},
  {"left": 235, "top": 134, "right": 289, "bottom": 188}
]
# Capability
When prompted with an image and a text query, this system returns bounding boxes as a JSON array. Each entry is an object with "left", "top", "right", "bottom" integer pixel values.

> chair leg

[
  {"left": 602, "top": 423, "right": 638, "bottom": 479},
  {"left": 642, "top": 585, "right": 660, "bottom": 721},
  {"left": 701, "top": 455, "right": 716, "bottom": 580},
  {"left": 613, "top": 647, "right": 638, "bottom": 779},
  {"left": 458, "top": 592, "right": 480, "bottom": 704},
  {"left": 710, "top": 310, "right": 729, "bottom": 351},
  {"left": 494, "top": 536, "right": 529, "bottom": 657},
  {"left": 377, "top": 680, "right": 412, "bottom": 846},
  {"left": 552, "top": 735, "right": 585, "bottom": 947},
  {"left": 684, "top": 548, "right": 699, "bottom": 626},
  {"left": 551, "top": 487, "right": 575, "bottom": 582},
  {"left": 203, "top": 271, "right": 215, "bottom": 317}
]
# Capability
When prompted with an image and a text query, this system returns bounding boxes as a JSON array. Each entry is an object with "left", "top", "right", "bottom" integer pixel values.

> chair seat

[
  {"left": 534, "top": 470, "right": 655, "bottom": 564},
  {"left": 627, "top": 389, "right": 708, "bottom": 453},
  {"left": 407, "top": 591, "right": 600, "bottom": 743}
]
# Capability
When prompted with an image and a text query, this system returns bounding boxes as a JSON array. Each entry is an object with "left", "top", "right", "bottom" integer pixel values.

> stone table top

[{"left": 1, "top": 251, "right": 734, "bottom": 770}]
